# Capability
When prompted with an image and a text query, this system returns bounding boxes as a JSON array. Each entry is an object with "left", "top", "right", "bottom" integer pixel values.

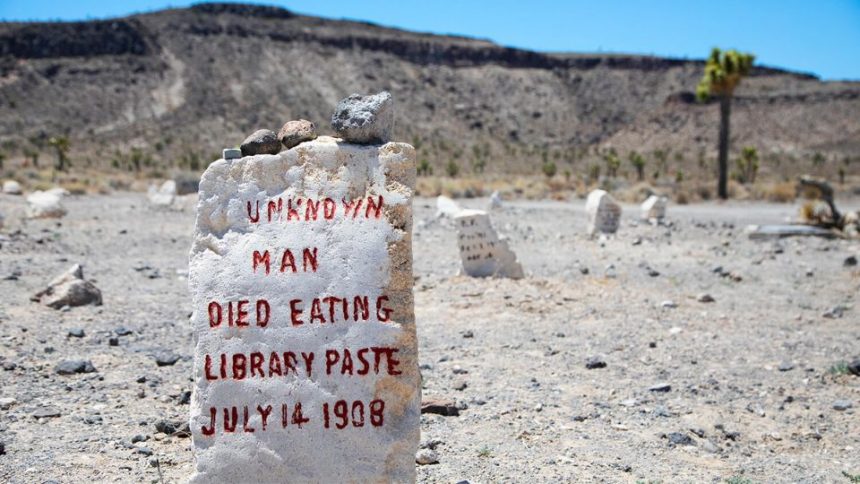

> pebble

[
  {"left": 331, "top": 91, "right": 394, "bottom": 144},
  {"left": 240, "top": 129, "right": 281, "bottom": 156},
  {"left": 154, "top": 351, "right": 181, "bottom": 367},
  {"left": 844, "top": 255, "right": 858, "bottom": 267},
  {"left": 696, "top": 293, "right": 715, "bottom": 303},
  {"left": 415, "top": 448, "right": 439, "bottom": 465},
  {"left": 822, "top": 305, "right": 846, "bottom": 319},
  {"left": 0, "top": 397, "right": 17, "bottom": 410},
  {"left": 115, "top": 327, "right": 133, "bottom": 336},
  {"left": 832, "top": 400, "right": 852, "bottom": 411},
  {"left": 131, "top": 434, "right": 147, "bottom": 444},
  {"left": 277, "top": 119, "right": 317, "bottom": 149},
  {"left": 648, "top": 383, "right": 672, "bottom": 393},
  {"left": 701, "top": 440, "right": 721, "bottom": 453},
  {"left": 135, "top": 446, "right": 153, "bottom": 456},
  {"left": 778, "top": 361, "right": 795, "bottom": 372},
  {"left": 848, "top": 359, "right": 860, "bottom": 376},
  {"left": 585, "top": 356, "right": 607, "bottom": 369},
  {"left": 666, "top": 432, "right": 694, "bottom": 446},
  {"left": 421, "top": 398, "right": 459, "bottom": 417},
  {"left": 31, "top": 407, "right": 61, "bottom": 418},
  {"left": 453, "top": 379, "right": 468, "bottom": 391},
  {"left": 0, "top": 441, "right": 4, "bottom": 455},
  {"left": 54, "top": 359, "right": 97, "bottom": 375},
  {"left": 67, "top": 328, "right": 85, "bottom": 338},
  {"left": 660, "top": 300, "right": 678, "bottom": 309}
]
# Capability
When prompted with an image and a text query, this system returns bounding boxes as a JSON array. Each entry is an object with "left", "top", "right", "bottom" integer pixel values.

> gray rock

[
  {"left": 154, "top": 351, "right": 180, "bottom": 367},
  {"left": 585, "top": 356, "right": 607, "bottom": 369},
  {"left": 55, "top": 359, "right": 96, "bottom": 375},
  {"left": 31, "top": 406, "right": 61, "bottom": 418},
  {"left": 415, "top": 448, "right": 439, "bottom": 465},
  {"left": 844, "top": 255, "right": 857, "bottom": 267},
  {"left": 421, "top": 398, "right": 459, "bottom": 417},
  {"left": 701, "top": 439, "right": 721, "bottom": 453},
  {"left": 136, "top": 447, "right": 153, "bottom": 456},
  {"left": 278, "top": 119, "right": 317, "bottom": 149},
  {"left": 697, "top": 293, "right": 715, "bottom": 303},
  {"left": 666, "top": 432, "right": 694, "bottom": 446},
  {"left": 648, "top": 383, "right": 672, "bottom": 392},
  {"left": 33, "top": 264, "right": 102, "bottom": 309},
  {"left": 832, "top": 400, "right": 852, "bottom": 411},
  {"left": 848, "top": 359, "right": 860, "bottom": 376},
  {"left": 240, "top": 129, "right": 281, "bottom": 156},
  {"left": 330, "top": 91, "right": 394, "bottom": 144},
  {"left": 660, "top": 300, "right": 678, "bottom": 309},
  {"left": 131, "top": 434, "right": 147, "bottom": 444},
  {"left": 778, "top": 361, "right": 794, "bottom": 372},
  {"left": 222, "top": 148, "right": 241, "bottom": 160},
  {"left": 67, "top": 328, "right": 85, "bottom": 338},
  {"left": 0, "top": 441, "right": 4, "bottom": 455}
]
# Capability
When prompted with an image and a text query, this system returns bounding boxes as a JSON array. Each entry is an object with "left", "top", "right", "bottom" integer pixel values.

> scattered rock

[
  {"left": 32, "top": 264, "right": 102, "bottom": 309},
  {"left": 240, "top": 129, "right": 281, "bottom": 156},
  {"left": 26, "top": 190, "right": 67, "bottom": 219},
  {"left": 31, "top": 406, "right": 62, "bottom": 418},
  {"left": 666, "top": 432, "right": 694, "bottom": 446},
  {"left": 701, "top": 439, "right": 721, "bottom": 453},
  {"left": 131, "top": 435, "right": 148, "bottom": 444},
  {"left": 488, "top": 191, "right": 503, "bottom": 210},
  {"left": 421, "top": 398, "right": 460, "bottom": 416},
  {"left": 696, "top": 293, "right": 715, "bottom": 303},
  {"left": 585, "top": 356, "right": 607, "bottom": 369},
  {"left": 0, "top": 441, "right": 4, "bottom": 455},
  {"left": 778, "top": 361, "right": 795, "bottom": 372},
  {"left": 222, "top": 148, "right": 241, "bottom": 160},
  {"left": 453, "top": 379, "right": 468, "bottom": 391},
  {"left": 832, "top": 400, "right": 852, "bottom": 411},
  {"left": 278, "top": 119, "right": 317, "bottom": 149},
  {"left": 330, "top": 91, "right": 394, "bottom": 144},
  {"left": 844, "top": 255, "right": 858, "bottom": 267},
  {"left": 154, "top": 351, "right": 180, "bottom": 367},
  {"left": 136, "top": 447, "right": 153, "bottom": 456},
  {"left": 55, "top": 359, "right": 96, "bottom": 375},
  {"left": 822, "top": 305, "right": 847, "bottom": 319},
  {"left": 415, "top": 448, "right": 439, "bottom": 465},
  {"left": 648, "top": 383, "right": 672, "bottom": 393},
  {"left": 847, "top": 359, "right": 860, "bottom": 376},
  {"left": 2, "top": 180, "right": 22, "bottom": 195},
  {"left": 154, "top": 419, "right": 190, "bottom": 437},
  {"left": 67, "top": 328, "right": 85, "bottom": 338},
  {"left": 0, "top": 397, "right": 17, "bottom": 410},
  {"left": 660, "top": 300, "right": 678, "bottom": 309}
]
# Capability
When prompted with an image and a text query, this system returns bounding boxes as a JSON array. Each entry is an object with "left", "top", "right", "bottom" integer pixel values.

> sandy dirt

[{"left": 0, "top": 192, "right": 858, "bottom": 483}]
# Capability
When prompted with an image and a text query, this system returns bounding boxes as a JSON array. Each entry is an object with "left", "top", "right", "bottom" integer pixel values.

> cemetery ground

[{"left": 0, "top": 192, "right": 858, "bottom": 483}]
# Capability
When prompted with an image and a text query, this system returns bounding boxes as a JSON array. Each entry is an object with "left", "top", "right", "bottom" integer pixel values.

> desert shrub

[
  {"left": 417, "top": 159, "right": 432, "bottom": 176},
  {"left": 760, "top": 182, "right": 795, "bottom": 202},
  {"left": 675, "top": 190, "right": 690, "bottom": 205},
  {"left": 734, "top": 146, "right": 759, "bottom": 183},
  {"left": 542, "top": 161, "right": 557, "bottom": 178},
  {"left": 628, "top": 151, "right": 646, "bottom": 181},
  {"left": 445, "top": 160, "right": 460, "bottom": 178}
]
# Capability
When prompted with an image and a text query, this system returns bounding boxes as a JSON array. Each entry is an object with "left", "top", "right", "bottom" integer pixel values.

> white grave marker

[
  {"left": 454, "top": 209, "right": 524, "bottom": 279},
  {"left": 585, "top": 189, "right": 621, "bottom": 236},
  {"left": 640, "top": 195, "right": 667, "bottom": 221},
  {"left": 189, "top": 136, "right": 419, "bottom": 482}
]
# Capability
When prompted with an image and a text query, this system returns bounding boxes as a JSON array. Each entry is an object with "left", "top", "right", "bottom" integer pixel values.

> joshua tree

[
  {"left": 735, "top": 146, "right": 759, "bottom": 184},
  {"left": 628, "top": 151, "right": 646, "bottom": 181},
  {"left": 602, "top": 149, "right": 621, "bottom": 178},
  {"left": 697, "top": 47, "right": 755, "bottom": 199},
  {"left": 48, "top": 135, "right": 71, "bottom": 172}
]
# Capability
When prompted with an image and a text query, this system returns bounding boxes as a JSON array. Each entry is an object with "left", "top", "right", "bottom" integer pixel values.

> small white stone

[
  {"left": 26, "top": 190, "right": 67, "bottom": 219},
  {"left": 3, "top": 180, "right": 22, "bottom": 195},
  {"left": 0, "top": 397, "right": 17, "bottom": 409},
  {"left": 415, "top": 449, "right": 439, "bottom": 465}
]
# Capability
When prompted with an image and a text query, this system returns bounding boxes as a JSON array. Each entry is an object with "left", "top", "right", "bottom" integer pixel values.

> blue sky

[{"left": 2, "top": 0, "right": 859, "bottom": 80}]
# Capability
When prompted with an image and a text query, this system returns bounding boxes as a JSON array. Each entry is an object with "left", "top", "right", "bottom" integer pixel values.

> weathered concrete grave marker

[
  {"left": 640, "top": 194, "right": 667, "bottom": 221},
  {"left": 585, "top": 189, "right": 622, "bottom": 236},
  {"left": 454, "top": 209, "right": 524, "bottom": 279},
  {"left": 189, "top": 134, "right": 419, "bottom": 481}
]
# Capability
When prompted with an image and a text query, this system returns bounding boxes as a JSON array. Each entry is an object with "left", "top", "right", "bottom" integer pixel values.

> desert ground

[{"left": 0, "top": 192, "right": 858, "bottom": 483}]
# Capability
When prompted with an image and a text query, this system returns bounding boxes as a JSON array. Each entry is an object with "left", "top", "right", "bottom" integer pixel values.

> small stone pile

[{"left": 231, "top": 91, "right": 394, "bottom": 159}]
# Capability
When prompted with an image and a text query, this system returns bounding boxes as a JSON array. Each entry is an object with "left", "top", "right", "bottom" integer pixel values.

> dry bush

[
  {"left": 674, "top": 190, "right": 690, "bottom": 205},
  {"left": 755, "top": 182, "right": 796, "bottom": 202}
]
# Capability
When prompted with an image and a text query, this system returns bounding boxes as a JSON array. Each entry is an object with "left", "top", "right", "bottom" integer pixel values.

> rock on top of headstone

[
  {"left": 331, "top": 91, "right": 394, "bottom": 145},
  {"left": 436, "top": 195, "right": 462, "bottom": 218},
  {"left": 240, "top": 129, "right": 281, "bottom": 157},
  {"left": 454, "top": 209, "right": 524, "bottom": 279},
  {"left": 3, "top": 180, "right": 22, "bottom": 195},
  {"left": 278, "top": 119, "right": 317, "bottom": 149},
  {"left": 189, "top": 135, "right": 419, "bottom": 482},
  {"left": 26, "top": 190, "right": 67, "bottom": 219},
  {"left": 641, "top": 195, "right": 668, "bottom": 220},
  {"left": 585, "top": 189, "right": 621, "bottom": 236}
]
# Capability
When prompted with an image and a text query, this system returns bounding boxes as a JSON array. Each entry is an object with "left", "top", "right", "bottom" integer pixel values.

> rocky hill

[{"left": 1, "top": 3, "right": 858, "bottom": 178}]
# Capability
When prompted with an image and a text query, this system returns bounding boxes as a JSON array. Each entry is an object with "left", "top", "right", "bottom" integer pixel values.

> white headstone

[
  {"left": 189, "top": 136, "right": 419, "bottom": 482},
  {"left": 640, "top": 195, "right": 667, "bottom": 220},
  {"left": 585, "top": 189, "right": 621, "bottom": 236},
  {"left": 26, "top": 190, "right": 67, "bottom": 219},
  {"left": 488, "top": 190, "right": 503, "bottom": 210},
  {"left": 454, "top": 209, "right": 524, "bottom": 279},
  {"left": 435, "top": 195, "right": 461, "bottom": 218},
  {"left": 148, "top": 180, "right": 177, "bottom": 207},
  {"left": 3, "top": 180, "right": 22, "bottom": 195}
]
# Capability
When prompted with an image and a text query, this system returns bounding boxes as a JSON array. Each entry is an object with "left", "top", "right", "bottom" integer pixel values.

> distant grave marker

[
  {"left": 189, "top": 136, "right": 420, "bottom": 482},
  {"left": 585, "top": 189, "right": 621, "bottom": 236},
  {"left": 641, "top": 195, "right": 667, "bottom": 221},
  {"left": 454, "top": 209, "right": 524, "bottom": 279}
]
